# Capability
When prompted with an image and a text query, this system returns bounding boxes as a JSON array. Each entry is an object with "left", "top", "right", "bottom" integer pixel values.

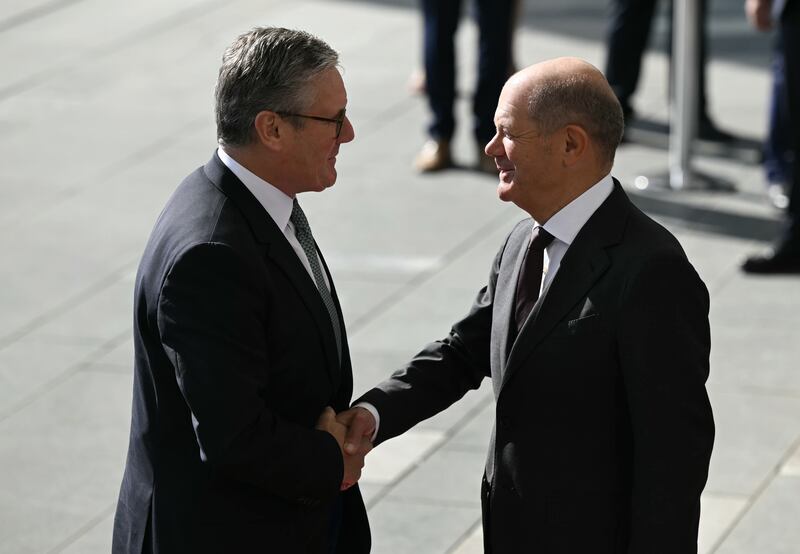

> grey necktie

[{"left": 290, "top": 199, "right": 342, "bottom": 362}]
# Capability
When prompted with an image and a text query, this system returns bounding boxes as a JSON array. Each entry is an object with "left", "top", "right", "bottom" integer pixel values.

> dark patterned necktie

[
  {"left": 290, "top": 199, "right": 342, "bottom": 362},
  {"left": 514, "top": 226, "right": 555, "bottom": 332}
]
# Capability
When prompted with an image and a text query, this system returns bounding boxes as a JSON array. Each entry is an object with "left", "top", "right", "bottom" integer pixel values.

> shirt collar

[
  {"left": 538, "top": 174, "right": 614, "bottom": 246},
  {"left": 217, "top": 146, "right": 294, "bottom": 232}
]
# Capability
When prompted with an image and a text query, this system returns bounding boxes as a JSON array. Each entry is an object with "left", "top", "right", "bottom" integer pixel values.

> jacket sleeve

[
  {"left": 356, "top": 232, "right": 511, "bottom": 444},
  {"left": 157, "top": 241, "right": 343, "bottom": 506},
  {"left": 618, "top": 253, "right": 715, "bottom": 552}
]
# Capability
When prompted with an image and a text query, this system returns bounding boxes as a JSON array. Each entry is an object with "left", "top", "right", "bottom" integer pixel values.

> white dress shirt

[
  {"left": 359, "top": 174, "right": 614, "bottom": 440},
  {"left": 217, "top": 147, "right": 330, "bottom": 290},
  {"left": 537, "top": 173, "right": 614, "bottom": 296}
]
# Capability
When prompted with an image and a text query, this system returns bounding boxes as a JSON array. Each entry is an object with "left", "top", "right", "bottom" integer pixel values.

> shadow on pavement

[
  {"left": 624, "top": 117, "right": 763, "bottom": 165},
  {"left": 628, "top": 190, "right": 782, "bottom": 242}
]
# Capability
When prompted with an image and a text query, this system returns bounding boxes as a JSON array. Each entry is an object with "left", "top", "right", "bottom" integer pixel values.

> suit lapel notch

[
  {"left": 204, "top": 153, "right": 342, "bottom": 383},
  {"left": 501, "top": 246, "right": 610, "bottom": 390},
  {"left": 491, "top": 220, "right": 534, "bottom": 386},
  {"left": 500, "top": 181, "right": 630, "bottom": 391},
  {"left": 204, "top": 153, "right": 274, "bottom": 245}
]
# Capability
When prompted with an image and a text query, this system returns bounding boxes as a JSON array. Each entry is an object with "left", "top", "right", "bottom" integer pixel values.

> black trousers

[
  {"left": 605, "top": 0, "right": 709, "bottom": 120},
  {"left": 780, "top": 0, "right": 800, "bottom": 249},
  {"left": 421, "top": 0, "right": 513, "bottom": 144}
]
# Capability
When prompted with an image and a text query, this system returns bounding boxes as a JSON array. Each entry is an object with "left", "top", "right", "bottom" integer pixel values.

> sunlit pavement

[{"left": 0, "top": 1, "right": 797, "bottom": 552}]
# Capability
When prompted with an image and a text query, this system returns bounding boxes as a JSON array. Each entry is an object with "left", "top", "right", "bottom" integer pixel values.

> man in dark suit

[
  {"left": 340, "top": 58, "right": 714, "bottom": 553},
  {"left": 742, "top": 0, "right": 800, "bottom": 273},
  {"left": 112, "top": 27, "right": 371, "bottom": 553}
]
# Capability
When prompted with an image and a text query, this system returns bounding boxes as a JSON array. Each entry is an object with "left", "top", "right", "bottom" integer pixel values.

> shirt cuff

[{"left": 353, "top": 402, "right": 380, "bottom": 442}]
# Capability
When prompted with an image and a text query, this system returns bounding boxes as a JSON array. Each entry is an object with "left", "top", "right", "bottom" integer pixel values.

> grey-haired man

[{"left": 112, "top": 27, "right": 370, "bottom": 554}]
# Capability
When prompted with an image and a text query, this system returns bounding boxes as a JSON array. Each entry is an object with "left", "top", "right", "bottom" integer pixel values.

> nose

[
  {"left": 339, "top": 115, "right": 355, "bottom": 143},
  {"left": 484, "top": 130, "right": 502, "bottom": 157}
]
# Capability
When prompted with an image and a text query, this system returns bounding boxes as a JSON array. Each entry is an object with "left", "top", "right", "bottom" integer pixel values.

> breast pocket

[{"left": 550, "top": 313, "right": 602, "bottom": 338}]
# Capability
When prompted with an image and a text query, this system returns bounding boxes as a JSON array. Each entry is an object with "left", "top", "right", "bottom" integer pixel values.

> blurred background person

[
  {"left": 742, "top": 0, "right": 800, "bottom": 273},
  {"left": 414, "top": 0, "right": 515, "bottom": 173},
  {"left": 761, "top": 27, "right": 793, "bottom": 209},
  {"left": 605, "top": 0, "right": 736, "bottom": 142}
]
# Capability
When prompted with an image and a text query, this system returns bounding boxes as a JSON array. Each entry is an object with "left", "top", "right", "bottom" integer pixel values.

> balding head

[{"left": 510, "top": 57, "right": 623, "bottom": 169}]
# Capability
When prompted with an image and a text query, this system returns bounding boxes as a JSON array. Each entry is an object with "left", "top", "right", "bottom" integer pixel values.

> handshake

[{"left": 315, "top": 406, "right": 377, "bottom": 491}]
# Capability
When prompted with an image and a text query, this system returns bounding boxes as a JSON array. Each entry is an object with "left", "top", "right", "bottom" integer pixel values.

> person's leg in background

[
  {"left": 474, "top": 0, "right": 514, "bottom": 172},
  {"left": 777, "top": 3, "right": 800, "bottom": 255},
  {"left": 743, "top": 3, "right": 800, "bottom": 273},
  {"left": 605, "top": 0, "right": 659, "bottom": 122},
  {"left": 607, "top": 0, "right": 736, "bottom": 142},
  {"left": 763, "top": 33, "right": 793, "bottom": 209},
  {"left": 691, "top": 0, "right": 737, "bottom": 142},
  {"left": 415, "top": 0, "right": 462, "bottom": 172}
]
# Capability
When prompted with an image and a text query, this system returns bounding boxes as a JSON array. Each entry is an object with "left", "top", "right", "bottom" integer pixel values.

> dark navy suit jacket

[{"left": 112, "top": 153, "right": 370, "bottom": 553}]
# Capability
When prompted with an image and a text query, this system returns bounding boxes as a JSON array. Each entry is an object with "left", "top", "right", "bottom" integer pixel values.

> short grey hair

[
  {"left": 526, "top": 73, "right": 624, "bottom": 167},
  {"left": 215, "top": 27, "right": 339, "bottom": 147}
]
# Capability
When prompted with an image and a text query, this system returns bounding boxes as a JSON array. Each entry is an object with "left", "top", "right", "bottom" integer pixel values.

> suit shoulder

[
  {"left": 623, "top": 203, "right": 690, "bottom": 262},
  {"left": 137, "top": 167, "right": 260, "bottom": 286},
  {"left": 158, "top": 168, "right": 257, "bottom": 244},
  {"left": 614, "top": 205, "right": 708, "bottom": 297}
]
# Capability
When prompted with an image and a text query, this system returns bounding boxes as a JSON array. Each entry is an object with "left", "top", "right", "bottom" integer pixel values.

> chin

[
  {"left": 314, "top": 173, "right": 337, "bottom": 191},
  {"left": 497, "top": 180, "right": 515, "bottom": 203},
  {"left": 324, "top": 167, "right": 337, "bottom": 188}
]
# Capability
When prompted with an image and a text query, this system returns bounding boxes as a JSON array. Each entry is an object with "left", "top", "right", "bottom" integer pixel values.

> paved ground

[{"left": 1, "top": 0, "right": 798, "bottom": 552}]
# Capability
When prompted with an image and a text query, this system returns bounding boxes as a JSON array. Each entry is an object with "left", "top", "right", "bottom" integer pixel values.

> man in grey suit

[{"left": 339, "top": 57, "right": 714, "bottom": 553}]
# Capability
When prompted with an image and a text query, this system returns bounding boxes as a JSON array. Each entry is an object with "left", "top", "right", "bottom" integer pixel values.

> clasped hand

[{"left": 315, "top": 406, "right": 377, "bottom": 491}]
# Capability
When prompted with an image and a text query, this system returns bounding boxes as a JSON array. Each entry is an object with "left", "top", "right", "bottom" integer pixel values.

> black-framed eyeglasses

[{"left": 277, "top": 108, "right": 346, "bottom": 139}]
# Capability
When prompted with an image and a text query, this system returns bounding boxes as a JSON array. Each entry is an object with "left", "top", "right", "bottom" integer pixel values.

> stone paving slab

[
  {"left": 0, "top": 370, "right": 130, "bottom": 553},
  {"left": 0, "top": 337, "right": 92, "bottom": 411},
  {"left": 715, "top": 475, "right": 800, "bottom": 554},
  {"left": 0, "top": 0, "right": 798, "bottom": 553},
  {"left": 706, "top": 390, "right": 800, "bottom": 496},
  {"left": 360, "top": 428, "right": 445, "bottom": 489},
  {"left": 386, "top": 448, "right": 485, "bottom": 507},
  {"left": 367, "top": 498, "right": 479, "bottom": 554},
  {"left": 782, "top": 441, "right": 800, "bottom": 476},
  {"left": 451, "top": 524, "right": 483, "bottom": 554},
  {"left": 700, "top": 494, "right": 750, "bottom": 554}
]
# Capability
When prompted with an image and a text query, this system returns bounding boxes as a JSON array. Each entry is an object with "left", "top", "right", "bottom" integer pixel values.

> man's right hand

[
  {"left": 336, "top": 407, "right": 377, "bottom": 456},
  {"left": 316, "top": 406, "right": 373, "bottom": 491}
]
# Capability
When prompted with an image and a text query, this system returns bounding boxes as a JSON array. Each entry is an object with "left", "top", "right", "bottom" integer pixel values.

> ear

[
  {"left": 562, "top": 124, "right": 588, "bottom": 167},
  {"left": 253, "top": 110, "right": 283, "bottom": 151}
]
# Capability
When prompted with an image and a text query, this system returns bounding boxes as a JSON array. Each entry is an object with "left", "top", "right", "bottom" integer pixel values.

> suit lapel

[
  {"left": 500, "top": 181, "right": 630, "bottom": 391},
  {"left": 203, "top": 153, "right": 342, "bottom": 385},
  {"left": 491, "top": 220, "right": 533, "bottom": 390}
]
